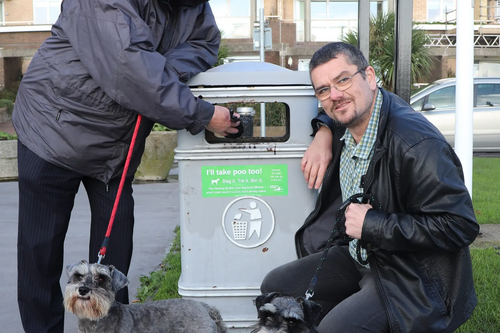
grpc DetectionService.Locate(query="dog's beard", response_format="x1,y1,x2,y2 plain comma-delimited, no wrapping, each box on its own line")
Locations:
63,285,113,320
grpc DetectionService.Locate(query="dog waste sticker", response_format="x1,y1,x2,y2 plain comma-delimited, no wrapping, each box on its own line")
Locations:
222,196,275,248
202,164,287,197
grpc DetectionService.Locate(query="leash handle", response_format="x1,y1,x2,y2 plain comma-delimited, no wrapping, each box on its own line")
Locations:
305,193,375,300
97,114,142,263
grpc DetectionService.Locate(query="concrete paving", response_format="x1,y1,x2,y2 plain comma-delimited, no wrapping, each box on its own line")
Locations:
0,118,15,135
0,176,180,332
471,224,500,249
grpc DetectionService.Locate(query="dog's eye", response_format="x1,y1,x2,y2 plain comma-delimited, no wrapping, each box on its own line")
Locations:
97,274,107,284
73,273,83,280
287,318,298,327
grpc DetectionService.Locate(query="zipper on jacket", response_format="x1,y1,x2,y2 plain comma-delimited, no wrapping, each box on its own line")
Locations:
105,183,109,193
56,110,62,121
369,259,395,332
157,4,181,54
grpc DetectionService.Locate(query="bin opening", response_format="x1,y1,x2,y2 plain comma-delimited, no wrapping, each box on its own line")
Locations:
206,101,290,143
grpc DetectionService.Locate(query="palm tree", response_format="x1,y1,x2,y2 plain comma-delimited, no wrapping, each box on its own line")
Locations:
214,30,229,67
342,12,433,92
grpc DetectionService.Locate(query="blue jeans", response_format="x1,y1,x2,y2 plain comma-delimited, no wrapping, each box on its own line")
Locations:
260,245,389,333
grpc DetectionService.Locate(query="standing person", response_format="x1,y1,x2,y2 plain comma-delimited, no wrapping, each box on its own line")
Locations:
260,42,479,332
12,0,240,332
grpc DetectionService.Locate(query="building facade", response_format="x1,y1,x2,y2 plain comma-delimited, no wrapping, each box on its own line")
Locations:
1,0,500,89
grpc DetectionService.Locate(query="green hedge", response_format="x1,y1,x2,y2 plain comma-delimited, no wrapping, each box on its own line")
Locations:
0,99,14,117
0,131,17,140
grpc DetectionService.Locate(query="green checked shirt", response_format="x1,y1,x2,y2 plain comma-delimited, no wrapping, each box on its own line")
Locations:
339,88,382,268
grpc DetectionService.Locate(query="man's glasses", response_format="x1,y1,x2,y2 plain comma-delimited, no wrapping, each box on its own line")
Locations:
314,67,366,101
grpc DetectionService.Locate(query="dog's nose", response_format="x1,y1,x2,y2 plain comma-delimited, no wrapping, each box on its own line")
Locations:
78,286,90,296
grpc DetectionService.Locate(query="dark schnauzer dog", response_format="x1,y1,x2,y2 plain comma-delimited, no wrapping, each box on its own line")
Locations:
250,292,322,333
63,260,226,333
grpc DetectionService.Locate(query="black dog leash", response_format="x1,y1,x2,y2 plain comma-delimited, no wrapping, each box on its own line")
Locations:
305,193,376,300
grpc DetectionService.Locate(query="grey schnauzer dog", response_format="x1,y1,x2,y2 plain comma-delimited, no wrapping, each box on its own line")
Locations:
64,260,227,333
250,292,322,333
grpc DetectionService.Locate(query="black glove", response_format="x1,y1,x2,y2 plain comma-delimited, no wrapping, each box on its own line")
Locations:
224,108,245,139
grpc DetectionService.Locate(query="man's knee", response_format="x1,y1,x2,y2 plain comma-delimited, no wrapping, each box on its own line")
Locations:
260,267,281,293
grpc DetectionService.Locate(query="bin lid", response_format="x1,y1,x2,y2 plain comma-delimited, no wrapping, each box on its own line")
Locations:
187,61,311,87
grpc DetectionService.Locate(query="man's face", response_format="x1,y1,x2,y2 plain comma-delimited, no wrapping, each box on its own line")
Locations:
311,54,377,128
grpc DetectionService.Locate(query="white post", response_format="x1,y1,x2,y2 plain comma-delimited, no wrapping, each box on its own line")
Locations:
259,7,265,62
455,1,474,196
259,7,266,136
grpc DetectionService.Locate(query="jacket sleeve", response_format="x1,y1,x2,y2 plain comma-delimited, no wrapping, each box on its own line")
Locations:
59,0,220,134
362,138,480,252
311,109,334,136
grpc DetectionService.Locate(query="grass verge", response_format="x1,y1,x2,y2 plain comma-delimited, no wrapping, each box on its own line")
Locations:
135,226,181,302
472,158,500,224
456,247,500,333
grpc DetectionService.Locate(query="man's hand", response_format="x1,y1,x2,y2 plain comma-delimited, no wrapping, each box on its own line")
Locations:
301,126,333,189
344,203,372,239
206,105,240,136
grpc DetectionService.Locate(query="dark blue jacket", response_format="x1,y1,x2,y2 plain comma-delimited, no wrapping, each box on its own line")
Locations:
13,0,219,183
296,88,479,333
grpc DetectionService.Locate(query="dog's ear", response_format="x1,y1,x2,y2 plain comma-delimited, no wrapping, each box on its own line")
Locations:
297,297,322,329
254,292,281,310
108,265,130,292
65,260,88,278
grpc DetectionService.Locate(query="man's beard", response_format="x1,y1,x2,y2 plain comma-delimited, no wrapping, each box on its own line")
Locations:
329,102,369,128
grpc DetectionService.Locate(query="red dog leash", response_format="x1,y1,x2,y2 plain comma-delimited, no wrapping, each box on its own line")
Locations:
97,114,142,264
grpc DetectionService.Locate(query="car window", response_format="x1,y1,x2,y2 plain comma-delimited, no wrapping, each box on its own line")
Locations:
427,86,456,109
476,84,500,106
410,82,439,99
410,97,424,111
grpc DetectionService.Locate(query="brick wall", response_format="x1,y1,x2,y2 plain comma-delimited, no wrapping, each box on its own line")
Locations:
0,31,50,46
0,31,50,87
269,19,296,47
4,0,34,24
413,0,427,22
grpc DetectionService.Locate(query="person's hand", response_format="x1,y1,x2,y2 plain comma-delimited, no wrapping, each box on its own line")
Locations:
300,126,333,189
206,105,240,136
344,203,372,239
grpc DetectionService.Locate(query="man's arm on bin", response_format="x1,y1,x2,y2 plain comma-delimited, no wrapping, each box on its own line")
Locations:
301,110,334,190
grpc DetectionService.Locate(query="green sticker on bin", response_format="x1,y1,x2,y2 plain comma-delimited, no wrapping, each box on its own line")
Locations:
202,164,288,197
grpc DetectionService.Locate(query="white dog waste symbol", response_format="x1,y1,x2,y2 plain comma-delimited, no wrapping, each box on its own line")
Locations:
222,196,275,248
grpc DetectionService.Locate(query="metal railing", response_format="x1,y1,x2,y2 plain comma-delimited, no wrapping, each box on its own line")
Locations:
424,34,500,48
424,4,500,49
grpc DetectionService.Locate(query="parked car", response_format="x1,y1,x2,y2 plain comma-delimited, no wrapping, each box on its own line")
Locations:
410,77,500,152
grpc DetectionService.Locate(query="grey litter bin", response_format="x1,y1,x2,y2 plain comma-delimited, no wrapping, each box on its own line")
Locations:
176,61,318,332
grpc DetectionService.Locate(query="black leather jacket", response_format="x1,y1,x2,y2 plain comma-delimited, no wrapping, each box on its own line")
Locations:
296,88,479,333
